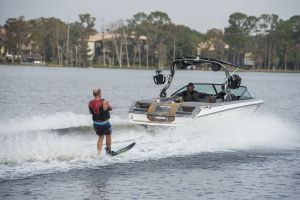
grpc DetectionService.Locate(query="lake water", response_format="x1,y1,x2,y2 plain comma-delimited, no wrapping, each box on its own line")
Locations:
0,66,300,199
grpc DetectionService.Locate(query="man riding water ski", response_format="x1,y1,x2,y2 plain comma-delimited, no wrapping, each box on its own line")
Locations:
88,88,113,156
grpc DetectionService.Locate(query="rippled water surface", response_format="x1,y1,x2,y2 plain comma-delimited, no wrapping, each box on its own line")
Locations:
0,66,300,199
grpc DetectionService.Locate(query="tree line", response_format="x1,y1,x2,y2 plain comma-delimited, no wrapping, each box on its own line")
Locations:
0,11,299,71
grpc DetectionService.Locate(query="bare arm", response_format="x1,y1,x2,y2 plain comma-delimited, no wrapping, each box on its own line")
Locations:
103,100,112,111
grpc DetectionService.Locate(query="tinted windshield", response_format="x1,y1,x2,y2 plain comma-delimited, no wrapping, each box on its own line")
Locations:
171,83,252,100
171,83,218,96
231,86,252,100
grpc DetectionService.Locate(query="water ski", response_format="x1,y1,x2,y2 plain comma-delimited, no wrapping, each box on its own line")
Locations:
108,142,136,156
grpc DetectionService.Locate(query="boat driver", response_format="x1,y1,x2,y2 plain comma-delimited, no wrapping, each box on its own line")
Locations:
177,82,200,102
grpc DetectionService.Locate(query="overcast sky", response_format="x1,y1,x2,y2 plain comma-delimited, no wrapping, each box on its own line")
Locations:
1,0,299,33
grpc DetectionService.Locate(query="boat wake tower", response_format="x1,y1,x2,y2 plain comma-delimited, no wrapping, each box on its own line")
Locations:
153,57,244,101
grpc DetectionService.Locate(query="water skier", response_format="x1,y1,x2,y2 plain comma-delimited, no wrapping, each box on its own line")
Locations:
88,88,113,156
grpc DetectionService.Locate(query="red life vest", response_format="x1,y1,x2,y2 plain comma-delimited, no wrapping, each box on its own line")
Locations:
88,99,110,122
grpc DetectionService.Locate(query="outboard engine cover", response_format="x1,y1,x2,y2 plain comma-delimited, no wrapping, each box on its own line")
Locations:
228,74,241,89
153,70,166,85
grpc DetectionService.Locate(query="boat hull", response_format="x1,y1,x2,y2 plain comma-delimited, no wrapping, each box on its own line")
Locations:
128,99,263,127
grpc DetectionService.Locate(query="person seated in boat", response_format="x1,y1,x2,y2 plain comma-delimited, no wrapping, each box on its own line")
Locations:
177,82,208,102
177,83,200,101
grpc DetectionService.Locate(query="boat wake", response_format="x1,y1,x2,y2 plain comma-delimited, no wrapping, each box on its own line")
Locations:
0,112,130,133
0,112,299,181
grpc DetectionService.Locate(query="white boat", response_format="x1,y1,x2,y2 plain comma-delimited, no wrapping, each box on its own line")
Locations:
128,57,264,127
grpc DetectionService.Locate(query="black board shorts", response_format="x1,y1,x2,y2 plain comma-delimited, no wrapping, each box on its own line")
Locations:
93,121,112,136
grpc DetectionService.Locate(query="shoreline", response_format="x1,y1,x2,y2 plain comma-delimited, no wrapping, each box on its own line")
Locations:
0,63,299,73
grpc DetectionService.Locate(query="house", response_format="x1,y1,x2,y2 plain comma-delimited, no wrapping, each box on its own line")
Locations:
87,33,119,60
87,32,148,63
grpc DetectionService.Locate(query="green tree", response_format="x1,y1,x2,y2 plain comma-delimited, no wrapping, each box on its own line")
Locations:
258,14,272,69
4,16,30,63
27,17,68,64
68,22,84,66
77,13,97,66
148,11,171,26
201,28,225,59
173,25,202,58
274,19,294,71
269,15,279,70
224,12,248,64
289,15,300,70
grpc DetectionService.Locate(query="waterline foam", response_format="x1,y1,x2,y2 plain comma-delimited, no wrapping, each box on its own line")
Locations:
0,113,299,181
0,112,128,133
